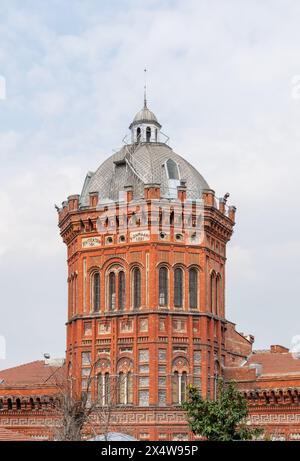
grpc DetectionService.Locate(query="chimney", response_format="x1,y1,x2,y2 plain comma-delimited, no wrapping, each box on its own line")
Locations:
270,345,289,353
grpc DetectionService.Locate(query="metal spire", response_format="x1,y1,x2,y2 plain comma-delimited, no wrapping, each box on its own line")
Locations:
144,67,147,108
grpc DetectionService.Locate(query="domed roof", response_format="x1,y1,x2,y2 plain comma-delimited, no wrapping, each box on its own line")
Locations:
80,143,209,206
129,101,161,129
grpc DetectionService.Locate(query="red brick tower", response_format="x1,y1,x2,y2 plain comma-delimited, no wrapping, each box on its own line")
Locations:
58,97,238,440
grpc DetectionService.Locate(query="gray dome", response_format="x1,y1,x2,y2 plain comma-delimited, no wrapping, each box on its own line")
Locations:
80,142,209,206
129,102,161,129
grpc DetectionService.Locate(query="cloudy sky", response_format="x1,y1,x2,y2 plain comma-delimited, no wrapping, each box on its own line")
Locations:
0,0,299,369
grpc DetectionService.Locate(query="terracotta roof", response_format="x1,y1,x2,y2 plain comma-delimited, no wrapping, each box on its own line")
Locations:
0,427,32,441
246,351,300,376
0,360,65,387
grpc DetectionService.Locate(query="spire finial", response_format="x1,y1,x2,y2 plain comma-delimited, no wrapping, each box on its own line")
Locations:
144,67,147,108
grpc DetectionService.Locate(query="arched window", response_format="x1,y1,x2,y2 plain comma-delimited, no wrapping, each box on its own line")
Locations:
29,398,34,410
127,372,133,404
109,272,116,310
137,127,141,143
93,272,100,312
146,126,151,142
189,269,198,309
155,128,158,142
16,398,21,411
216,275,221,316
7,398,12,410
98,373,110,405
133,267,141,309
172,371,179,404
174,268,183,308
118,372,133,405
159,267,168,306
172,371,187,404
166,159,180,180
210,272,216,314
118,271,125,310
181,372,187,402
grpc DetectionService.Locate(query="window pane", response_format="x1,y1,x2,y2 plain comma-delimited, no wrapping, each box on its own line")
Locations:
159,267,168,306
118,271,125,310
139,376,149,387
139,350,149,362
158,349,166,361
174,268,183,308
109,272,116,310
139,364,149,373
93,273,100,311
158,376,166,387
158,390,166,406
133,268,141,309
166,159,179,180
189,269,198,309
82,352,91,365
139,390,149,407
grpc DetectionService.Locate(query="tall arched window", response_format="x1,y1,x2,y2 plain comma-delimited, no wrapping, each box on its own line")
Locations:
93,272,100,312
97,373,110,405
216,275,221,316
146,126,151,142
172,371,187,404
118,372,133,405
210,272,216,314
133,267,141,309
137,127,141,143
16,398,21,411
172,371,179,404
109,272,116,310
181,372,187,402
118,271,125,310
159,267,168,306
174,268,183,308
189,269,198,309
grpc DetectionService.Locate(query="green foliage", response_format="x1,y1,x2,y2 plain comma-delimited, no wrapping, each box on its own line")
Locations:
182,380,263,441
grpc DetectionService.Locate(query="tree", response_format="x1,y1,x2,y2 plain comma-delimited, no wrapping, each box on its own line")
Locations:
182,380,263,441
51,360,129,441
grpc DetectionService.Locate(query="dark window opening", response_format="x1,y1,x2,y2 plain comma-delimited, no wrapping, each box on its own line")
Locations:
119,271,125,310
174,268,183,308
189,269,198,309
146,126,151,142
